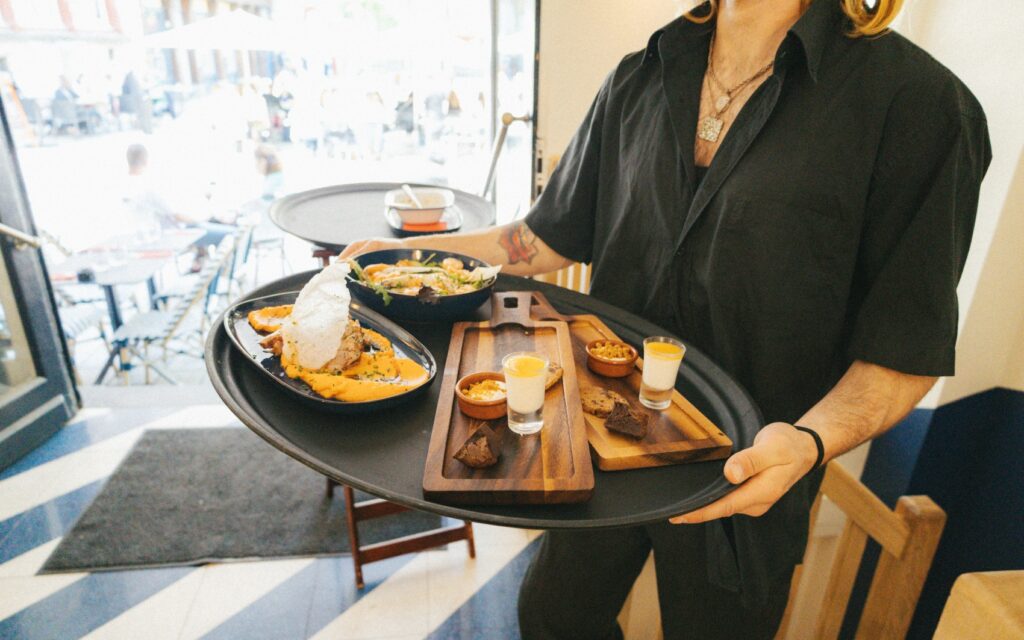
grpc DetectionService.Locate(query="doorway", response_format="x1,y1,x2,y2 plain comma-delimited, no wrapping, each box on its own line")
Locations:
0,98,78,469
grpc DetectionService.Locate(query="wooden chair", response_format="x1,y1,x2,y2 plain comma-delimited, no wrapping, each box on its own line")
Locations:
533,262,591,295
325,478,475,589
934,571,1024,639
776,461,946,639
617,461,946,640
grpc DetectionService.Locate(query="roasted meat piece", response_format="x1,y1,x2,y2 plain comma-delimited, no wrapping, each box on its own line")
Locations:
259,332,283,356
263,319,366,373
322,320,364,373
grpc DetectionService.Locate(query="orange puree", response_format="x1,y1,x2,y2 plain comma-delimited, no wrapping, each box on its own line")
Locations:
248,305,293,333
282,349,429,402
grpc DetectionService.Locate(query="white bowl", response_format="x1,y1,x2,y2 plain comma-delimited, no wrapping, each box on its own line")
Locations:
384,187,454,225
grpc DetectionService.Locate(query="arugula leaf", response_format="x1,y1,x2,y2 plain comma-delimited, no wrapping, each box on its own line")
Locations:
368,281,392,305
347,260,392,305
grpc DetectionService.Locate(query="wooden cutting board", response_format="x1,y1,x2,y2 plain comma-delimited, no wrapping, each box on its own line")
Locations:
422,291,594,505
530,292,733,471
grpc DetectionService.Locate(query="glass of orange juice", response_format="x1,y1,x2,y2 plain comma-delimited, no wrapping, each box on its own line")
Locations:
639,337,686,410
501,352,549,435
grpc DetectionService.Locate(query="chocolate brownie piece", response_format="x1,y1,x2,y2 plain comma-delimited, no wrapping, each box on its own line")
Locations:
454,423,502,468
604,401,650,439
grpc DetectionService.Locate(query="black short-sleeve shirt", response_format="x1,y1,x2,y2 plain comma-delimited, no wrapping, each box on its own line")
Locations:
527,0,989,424
525,0,991,605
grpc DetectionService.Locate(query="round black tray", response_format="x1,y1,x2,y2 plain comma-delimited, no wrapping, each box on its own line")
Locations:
206,272,763,529
269,182,495,252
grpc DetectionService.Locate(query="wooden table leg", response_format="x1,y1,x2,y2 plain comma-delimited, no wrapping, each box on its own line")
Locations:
342,485,365,589
312,247,336,268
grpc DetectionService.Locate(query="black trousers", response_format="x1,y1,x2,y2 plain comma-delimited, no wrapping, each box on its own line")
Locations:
517,522,791,640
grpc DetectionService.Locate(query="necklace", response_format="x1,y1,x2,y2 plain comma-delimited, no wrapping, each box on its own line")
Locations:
697,33,775,143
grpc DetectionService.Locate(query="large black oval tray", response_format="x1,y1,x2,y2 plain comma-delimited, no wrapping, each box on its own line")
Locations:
269,182,495,252
207,272,762,529
224,292,437,413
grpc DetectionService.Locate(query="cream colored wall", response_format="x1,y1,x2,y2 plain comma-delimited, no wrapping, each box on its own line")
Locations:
893,1,1024,403
535,0,682,164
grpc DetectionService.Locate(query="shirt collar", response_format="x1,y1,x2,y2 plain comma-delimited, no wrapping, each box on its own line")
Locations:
643,0,843,83
788,0,844,83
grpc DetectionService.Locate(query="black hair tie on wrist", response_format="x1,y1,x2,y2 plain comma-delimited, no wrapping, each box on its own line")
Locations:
793,425,825,471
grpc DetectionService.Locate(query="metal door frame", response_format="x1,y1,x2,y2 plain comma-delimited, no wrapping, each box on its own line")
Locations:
0,95,78,469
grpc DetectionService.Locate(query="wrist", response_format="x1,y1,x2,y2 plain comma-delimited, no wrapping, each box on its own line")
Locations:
792,424,824,473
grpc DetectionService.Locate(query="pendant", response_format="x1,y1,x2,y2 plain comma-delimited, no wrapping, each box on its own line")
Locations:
714,94,730,112
697,116,723,142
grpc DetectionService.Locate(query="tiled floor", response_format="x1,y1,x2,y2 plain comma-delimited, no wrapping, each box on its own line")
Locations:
0,404,539,639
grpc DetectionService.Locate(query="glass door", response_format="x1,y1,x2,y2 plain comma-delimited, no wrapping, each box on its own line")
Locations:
492,0,538,223
0,96,77,469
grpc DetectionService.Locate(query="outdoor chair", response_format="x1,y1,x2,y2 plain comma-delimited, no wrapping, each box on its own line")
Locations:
216,224,252,300
235,200,291,287
248,226,290,286
616,461,946,640
107,237,236,384
57,302,110,384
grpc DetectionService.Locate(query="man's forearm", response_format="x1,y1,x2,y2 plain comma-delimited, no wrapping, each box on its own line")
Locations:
797,360,937,463
402,221,573,277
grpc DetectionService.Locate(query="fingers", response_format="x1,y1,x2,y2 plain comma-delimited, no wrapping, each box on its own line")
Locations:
670,467,787,524
723,438,788,484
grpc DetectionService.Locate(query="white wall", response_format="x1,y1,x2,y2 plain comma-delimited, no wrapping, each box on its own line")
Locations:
535,0,682,166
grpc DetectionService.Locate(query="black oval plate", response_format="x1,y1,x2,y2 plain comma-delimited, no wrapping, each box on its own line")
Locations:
347,248,496,323
224,292,437,413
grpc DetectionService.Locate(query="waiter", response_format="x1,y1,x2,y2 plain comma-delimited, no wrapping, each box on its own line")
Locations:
341,0,991,637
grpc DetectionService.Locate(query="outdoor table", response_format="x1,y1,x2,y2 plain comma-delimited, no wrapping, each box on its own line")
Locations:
269,182,496,260
92,260,169,330
206,272,761,529
50,228,206,330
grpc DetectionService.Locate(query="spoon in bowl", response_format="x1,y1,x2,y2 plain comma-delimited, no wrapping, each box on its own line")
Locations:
401,184,425,208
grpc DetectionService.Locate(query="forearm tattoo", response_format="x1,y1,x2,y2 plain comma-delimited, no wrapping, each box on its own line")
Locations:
498,222,540,265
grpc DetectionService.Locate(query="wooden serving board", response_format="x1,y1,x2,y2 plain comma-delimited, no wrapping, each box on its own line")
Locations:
530,292,733,471
422,291,594,505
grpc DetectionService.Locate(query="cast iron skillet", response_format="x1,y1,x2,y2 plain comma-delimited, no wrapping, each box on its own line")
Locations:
224,292,437,413
345,248,496,323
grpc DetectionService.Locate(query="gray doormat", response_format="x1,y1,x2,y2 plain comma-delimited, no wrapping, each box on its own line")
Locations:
41,428,442,573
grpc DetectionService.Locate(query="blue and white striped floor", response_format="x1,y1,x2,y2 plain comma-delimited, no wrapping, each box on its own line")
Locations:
0,405,539,639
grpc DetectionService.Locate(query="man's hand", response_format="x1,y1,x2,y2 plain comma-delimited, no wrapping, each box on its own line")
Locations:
337,238,407,261
669,422,818,524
